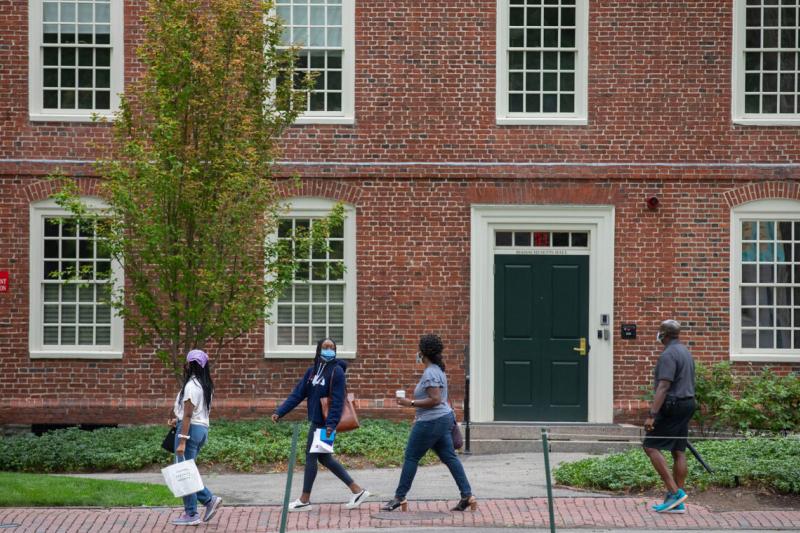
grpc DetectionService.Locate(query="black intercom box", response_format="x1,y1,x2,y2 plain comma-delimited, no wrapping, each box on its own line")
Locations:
621,324,637,339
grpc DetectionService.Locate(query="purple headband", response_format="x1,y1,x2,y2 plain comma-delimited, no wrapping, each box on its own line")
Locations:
186,349,209,368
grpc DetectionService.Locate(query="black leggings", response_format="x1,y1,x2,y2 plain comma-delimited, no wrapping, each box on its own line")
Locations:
303,424,354,493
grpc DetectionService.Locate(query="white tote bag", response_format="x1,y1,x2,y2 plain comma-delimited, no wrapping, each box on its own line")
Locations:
161,458,204,498
309,428,335,454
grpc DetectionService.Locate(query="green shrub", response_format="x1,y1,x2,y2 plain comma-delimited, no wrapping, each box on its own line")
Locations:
554,437,800,494
0,419,430,473
694,362,800,435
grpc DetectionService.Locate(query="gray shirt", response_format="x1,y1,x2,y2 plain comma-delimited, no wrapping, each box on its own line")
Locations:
413,364,453,422
654,339,696,399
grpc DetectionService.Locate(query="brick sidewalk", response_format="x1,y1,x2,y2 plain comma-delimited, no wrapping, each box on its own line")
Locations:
1,498,799,532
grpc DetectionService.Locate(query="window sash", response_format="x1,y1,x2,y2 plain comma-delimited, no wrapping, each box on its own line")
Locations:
731,201,800,361
29,200,124,358
265,200,356,358
28,0,124,121
732,0,800,124
496,0,589,123
275,0,355,121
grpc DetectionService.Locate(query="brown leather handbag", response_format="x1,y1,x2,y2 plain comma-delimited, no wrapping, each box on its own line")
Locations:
320,368,360,433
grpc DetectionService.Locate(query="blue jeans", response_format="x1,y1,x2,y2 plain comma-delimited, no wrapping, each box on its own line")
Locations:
395,412,472,500
174,422,214,515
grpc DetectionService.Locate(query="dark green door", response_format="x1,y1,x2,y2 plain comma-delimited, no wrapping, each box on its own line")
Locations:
494,254,589,421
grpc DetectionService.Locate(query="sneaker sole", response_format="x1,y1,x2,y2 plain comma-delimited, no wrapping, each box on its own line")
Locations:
204,498,223,522
658,493,688,513
345,490,370,509
664,507,686,514
289,506,313,512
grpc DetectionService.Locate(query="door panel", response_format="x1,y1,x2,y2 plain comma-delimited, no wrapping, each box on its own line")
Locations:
494,254,589,421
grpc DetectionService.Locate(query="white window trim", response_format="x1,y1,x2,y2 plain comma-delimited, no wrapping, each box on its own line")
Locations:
28,0,124,122
282,0,355,126
265,197,357,359
731,0,800,126
496,0,589,126
29,198,124,359
730,199,800,362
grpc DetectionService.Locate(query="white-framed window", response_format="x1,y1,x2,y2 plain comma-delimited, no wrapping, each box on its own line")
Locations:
732,0,800,125
28,0,124,122
496,0,589,125
265,198,356,358
731,199,800,362
275,0,355,125
29,198,124,358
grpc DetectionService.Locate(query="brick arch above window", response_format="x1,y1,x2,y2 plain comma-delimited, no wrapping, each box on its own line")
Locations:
724,181,800,209
23,178,100,204
275,179,362,206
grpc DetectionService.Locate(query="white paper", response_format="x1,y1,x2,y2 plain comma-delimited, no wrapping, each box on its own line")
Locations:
161,458,204,497
309,428,334,454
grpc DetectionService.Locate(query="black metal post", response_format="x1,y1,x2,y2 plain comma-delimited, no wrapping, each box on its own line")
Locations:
464,344,471,455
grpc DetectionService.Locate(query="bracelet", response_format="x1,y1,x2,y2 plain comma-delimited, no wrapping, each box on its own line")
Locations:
648,411,658,417
411,400,415,406
178,434,191,440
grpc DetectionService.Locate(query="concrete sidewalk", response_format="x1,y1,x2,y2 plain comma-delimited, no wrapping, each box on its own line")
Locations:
65,452,605,505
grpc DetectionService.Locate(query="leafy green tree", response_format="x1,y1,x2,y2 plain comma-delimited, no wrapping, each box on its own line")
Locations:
54,0,341,376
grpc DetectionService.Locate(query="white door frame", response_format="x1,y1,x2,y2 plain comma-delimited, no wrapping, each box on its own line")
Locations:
469,205,616,423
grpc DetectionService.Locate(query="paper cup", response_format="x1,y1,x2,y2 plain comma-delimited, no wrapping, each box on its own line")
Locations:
395,390,406,399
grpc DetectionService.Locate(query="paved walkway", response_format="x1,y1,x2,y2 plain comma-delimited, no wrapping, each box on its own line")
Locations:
66,452,601,504
2,498,800,532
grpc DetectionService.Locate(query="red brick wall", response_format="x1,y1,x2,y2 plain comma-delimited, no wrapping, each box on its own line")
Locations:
1,1,800,425
3,174,800,425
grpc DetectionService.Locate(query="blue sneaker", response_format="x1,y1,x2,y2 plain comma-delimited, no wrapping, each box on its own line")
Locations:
652,489,687,513
651,492,672,511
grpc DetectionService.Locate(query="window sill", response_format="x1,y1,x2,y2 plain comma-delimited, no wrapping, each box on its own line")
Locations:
733,117,800,127
730,352,800,363
265,349,356,359
30,349,123,360
496,116,588,126
293,116,355,126
29,112,115,123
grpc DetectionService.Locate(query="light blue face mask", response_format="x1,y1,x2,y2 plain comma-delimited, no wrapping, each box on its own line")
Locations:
320,348,336,362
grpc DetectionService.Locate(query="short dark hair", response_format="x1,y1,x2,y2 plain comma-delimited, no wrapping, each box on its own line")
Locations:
419,333,446,372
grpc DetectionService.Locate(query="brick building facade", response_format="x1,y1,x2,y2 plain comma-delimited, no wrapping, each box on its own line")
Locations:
1,1,799,426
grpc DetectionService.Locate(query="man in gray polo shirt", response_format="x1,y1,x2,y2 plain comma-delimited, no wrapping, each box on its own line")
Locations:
643,320,696,514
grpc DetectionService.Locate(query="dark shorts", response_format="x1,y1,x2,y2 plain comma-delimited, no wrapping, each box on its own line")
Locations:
642,398,696,452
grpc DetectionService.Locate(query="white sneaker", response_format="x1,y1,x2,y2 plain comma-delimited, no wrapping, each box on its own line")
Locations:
288,499,312,512
345,489,370,509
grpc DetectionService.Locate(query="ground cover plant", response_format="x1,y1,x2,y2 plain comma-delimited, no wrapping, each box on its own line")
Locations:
693,362,800,435
554,437,800,494
0,419,431,473
0,472,175,507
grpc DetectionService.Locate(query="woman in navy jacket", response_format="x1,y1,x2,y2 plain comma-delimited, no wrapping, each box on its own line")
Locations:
271,338,370,511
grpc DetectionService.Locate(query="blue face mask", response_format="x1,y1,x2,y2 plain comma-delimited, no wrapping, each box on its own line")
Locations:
320,348,336,361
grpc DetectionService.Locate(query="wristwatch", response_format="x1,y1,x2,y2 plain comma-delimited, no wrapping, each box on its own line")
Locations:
411,400,415,406
648,411,658,417
178,434,191,440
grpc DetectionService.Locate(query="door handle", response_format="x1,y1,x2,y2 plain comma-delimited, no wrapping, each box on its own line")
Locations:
572,337,587,356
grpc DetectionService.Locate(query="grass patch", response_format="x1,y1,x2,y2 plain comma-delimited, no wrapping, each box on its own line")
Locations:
0,472,175,507
0,419,432,473
554,437,800,494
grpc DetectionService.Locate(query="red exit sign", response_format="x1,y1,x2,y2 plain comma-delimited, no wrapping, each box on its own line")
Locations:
0,271,7,292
